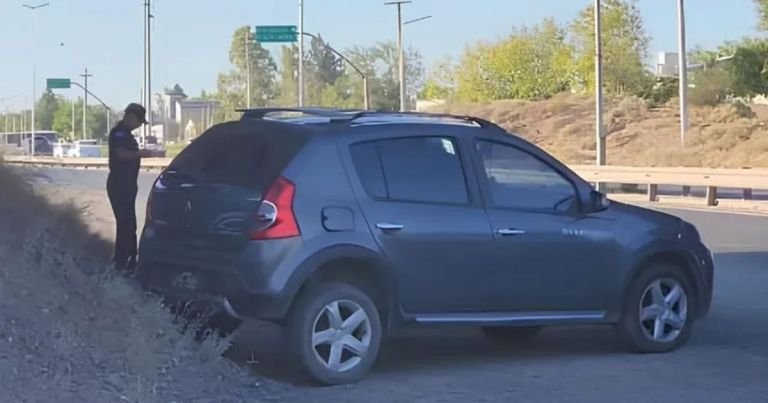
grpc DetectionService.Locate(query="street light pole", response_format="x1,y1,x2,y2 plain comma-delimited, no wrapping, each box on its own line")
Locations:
678,0,688,146
301,32,371,109
298,0,305,107
80,67,92,139
385,1,410,111
595,0,606,191
246,30,251,108
23,2,50,157
143,0,153,147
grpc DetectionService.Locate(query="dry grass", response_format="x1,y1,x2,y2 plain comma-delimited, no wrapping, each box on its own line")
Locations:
429,93,768,168
0,163,268,402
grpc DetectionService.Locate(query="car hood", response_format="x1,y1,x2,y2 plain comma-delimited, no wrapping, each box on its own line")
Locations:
606,199,682,228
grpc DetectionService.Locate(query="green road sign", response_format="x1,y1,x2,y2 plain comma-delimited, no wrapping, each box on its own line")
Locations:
46,78,71,89
255,25,298,43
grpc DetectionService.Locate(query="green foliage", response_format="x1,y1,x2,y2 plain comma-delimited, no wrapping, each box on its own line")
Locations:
570,0,651,96
638,77,678,108
755,0,768,30
35,90,61,131
455,19,574,102
215,26,278,120
690,67,733,106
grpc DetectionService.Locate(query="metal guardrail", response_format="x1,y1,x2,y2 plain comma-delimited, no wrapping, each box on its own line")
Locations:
3,156,768,207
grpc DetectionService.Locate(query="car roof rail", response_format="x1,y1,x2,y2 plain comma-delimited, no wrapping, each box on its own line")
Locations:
238,107,367,122
238,107,504,132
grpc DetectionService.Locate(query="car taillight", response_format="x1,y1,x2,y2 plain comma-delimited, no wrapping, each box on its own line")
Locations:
250,176,300,240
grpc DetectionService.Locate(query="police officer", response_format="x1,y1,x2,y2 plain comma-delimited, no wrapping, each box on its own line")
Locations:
108,103,151,271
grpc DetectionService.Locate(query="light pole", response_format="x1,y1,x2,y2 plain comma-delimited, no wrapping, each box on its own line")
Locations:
23,2,50,157
143,0,153,147
385,1,410,112
594,0,606,192
80,67,92,139
298,0,305,107
245,30,251,108
386,2,431,112
677,0,688,146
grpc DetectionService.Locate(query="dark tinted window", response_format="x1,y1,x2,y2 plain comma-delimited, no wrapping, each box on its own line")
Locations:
167,121,309,189
351,137,468,205
476,141,575,212
350,142,387,199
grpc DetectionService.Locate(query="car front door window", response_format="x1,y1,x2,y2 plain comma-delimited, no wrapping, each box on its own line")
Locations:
476,141,576,213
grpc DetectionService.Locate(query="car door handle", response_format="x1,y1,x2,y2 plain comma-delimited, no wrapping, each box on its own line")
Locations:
376,223,404,231
496,228,526,236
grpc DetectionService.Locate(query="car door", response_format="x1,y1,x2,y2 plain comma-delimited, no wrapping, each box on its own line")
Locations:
473,139,619,315
347,135,496,315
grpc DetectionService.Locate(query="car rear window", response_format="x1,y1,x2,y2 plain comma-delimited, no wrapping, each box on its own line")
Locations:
166,121,310,190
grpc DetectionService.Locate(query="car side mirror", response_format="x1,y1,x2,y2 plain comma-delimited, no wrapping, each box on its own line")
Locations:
589,190,610,212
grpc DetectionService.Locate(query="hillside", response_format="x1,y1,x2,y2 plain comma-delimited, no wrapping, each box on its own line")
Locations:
0,163,274,402
428,94,768,168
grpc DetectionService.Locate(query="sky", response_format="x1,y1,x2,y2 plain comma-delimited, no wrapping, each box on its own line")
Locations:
0,0,762,112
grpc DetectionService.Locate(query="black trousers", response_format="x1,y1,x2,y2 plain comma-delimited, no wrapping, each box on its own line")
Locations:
107,175,138,267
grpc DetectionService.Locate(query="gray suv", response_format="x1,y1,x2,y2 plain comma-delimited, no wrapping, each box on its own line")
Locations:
137,108,714,385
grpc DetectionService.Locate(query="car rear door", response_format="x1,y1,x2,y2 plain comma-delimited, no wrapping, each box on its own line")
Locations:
144,121,309,268
472,139,618,315
346,134,497,315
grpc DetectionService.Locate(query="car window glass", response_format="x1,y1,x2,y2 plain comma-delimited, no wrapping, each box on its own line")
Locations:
372,137,468,204
350,142,388,199
476,141,575,211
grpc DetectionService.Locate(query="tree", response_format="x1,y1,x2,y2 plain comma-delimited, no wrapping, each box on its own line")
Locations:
215,26,278,120
454,19,575,102
307,34,344,86
35,90,61,131
570,0,651,96
756,0,768,30
420,56,457,100
275,45,299,107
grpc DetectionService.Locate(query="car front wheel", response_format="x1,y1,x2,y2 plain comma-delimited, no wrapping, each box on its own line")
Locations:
286,282,383,385
617,263,696,353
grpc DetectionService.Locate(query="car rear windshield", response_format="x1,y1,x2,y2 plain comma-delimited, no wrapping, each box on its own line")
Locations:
165,121,310,190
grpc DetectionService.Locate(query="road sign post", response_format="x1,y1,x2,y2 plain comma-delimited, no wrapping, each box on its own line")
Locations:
46,78,71,89
255,25,298,43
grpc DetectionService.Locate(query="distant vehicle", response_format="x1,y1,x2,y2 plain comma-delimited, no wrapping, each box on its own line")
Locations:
22,135,56,156
66,139,101,158
142,135,166,158
137,108,714,385
52,142,72,158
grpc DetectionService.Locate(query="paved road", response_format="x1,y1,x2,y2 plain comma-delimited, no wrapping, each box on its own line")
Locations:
22,167,768,402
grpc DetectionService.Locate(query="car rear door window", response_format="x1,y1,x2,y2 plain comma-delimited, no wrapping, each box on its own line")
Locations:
475,140,576,212
167,122,308,190
351,137,469,205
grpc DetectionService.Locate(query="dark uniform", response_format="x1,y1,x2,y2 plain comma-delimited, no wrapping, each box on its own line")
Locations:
107,121,141,269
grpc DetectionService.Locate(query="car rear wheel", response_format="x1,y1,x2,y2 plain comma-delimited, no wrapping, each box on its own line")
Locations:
286,282,382,385
481,326,542,344
617,263,695,353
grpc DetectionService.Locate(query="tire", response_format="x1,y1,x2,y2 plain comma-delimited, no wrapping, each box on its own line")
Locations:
617,263,696,353
286,282,383,385
481,326,542,345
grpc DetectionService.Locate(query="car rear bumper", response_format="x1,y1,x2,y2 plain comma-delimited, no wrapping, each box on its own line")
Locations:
136,260,291,321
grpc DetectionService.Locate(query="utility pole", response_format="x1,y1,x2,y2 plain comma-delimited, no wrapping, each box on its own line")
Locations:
246,29,251,108
71,98,75,139
143,0,153,147
678,0,688,146
385,1,410,112
23,2,50,157
80,68,92,139
298,0,305,107
595,0,606,192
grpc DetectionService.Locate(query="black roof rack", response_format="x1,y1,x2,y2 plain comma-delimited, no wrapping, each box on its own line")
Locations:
237,107,497,129
238,107,367,122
